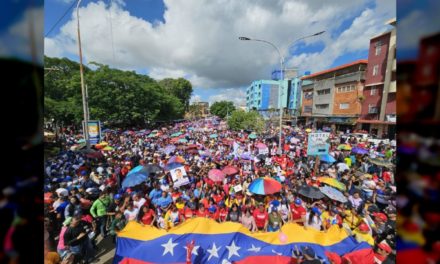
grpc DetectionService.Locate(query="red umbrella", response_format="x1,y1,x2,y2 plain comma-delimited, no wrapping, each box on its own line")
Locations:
256,143,267,149
208,169,225,182
187,149,199,154
187,144,198,149
222,166,239,176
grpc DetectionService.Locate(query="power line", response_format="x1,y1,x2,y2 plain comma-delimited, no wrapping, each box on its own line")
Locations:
45,0,77,37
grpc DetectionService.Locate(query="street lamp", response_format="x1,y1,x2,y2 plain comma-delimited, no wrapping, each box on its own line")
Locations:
76,0,91,151
239,31,325,154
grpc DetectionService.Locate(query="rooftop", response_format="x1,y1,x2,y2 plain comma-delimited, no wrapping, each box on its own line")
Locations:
301,59,368,80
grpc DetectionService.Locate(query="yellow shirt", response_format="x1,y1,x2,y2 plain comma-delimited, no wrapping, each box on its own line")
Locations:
343,210,362,229
353,230,375,246
344,157,352,167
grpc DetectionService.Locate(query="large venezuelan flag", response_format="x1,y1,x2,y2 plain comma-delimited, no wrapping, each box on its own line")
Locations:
114,218,371,264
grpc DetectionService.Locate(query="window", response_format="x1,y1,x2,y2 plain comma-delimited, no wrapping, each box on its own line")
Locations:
368,104,379,114
337,85,356,93
373,65,379,76
370,86,377,95
339,103,349,109
375,40,382,56
304,106,312,113
317,89,331,95
304,91,313,99
315,104,329,109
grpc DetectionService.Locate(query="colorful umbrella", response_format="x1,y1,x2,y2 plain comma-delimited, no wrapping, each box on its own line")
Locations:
320,154,336,163
337,144,352,151
248,177,282,195
318,177,346,191
148,133,156,138
103,146,114,151
351,147,369,155
169,156,185,164
367,158,394,168
248,133,257,139
122,172,148,189
240,153,252,160
208,169,226,182
171,132,182,138
305,128,312,133
298,186,325,199
319,186,347,203
256,143,267,149
221,166,239,176
77,139,86,143
178,138,188,143
209,134,218,138
165,162,183,171
187,144,198,149
164,145,176,154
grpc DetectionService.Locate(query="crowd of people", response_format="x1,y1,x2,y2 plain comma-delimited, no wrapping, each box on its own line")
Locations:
44,118,396,264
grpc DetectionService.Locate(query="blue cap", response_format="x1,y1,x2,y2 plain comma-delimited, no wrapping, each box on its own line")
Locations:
312,207,321,215
114,194,122,200
80,170,87,176
208,206,217,213
294,198,302,205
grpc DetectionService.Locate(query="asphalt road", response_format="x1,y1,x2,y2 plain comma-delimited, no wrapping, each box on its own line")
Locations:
93,236,116,264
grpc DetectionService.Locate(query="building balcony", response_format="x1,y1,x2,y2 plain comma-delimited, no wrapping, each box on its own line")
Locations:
389,81,396,93
335,72,365,85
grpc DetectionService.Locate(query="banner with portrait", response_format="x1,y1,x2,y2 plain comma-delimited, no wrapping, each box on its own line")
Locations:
170,166,190,188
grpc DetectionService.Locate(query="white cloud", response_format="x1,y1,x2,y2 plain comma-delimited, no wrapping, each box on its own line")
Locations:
208,88,247,107
398,8,440,50
0,7,44,64
45,0,394,88
190,94,201,103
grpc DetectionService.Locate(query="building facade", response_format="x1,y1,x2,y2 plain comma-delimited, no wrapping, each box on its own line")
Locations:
288,77,302,115
246,80,289,112
300,60,368,131
358,18,396,138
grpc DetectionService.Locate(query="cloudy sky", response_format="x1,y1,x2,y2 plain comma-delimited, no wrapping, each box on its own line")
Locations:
43,0,398,106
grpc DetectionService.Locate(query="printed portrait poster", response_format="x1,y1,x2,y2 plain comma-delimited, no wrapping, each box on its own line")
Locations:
170,166,190,188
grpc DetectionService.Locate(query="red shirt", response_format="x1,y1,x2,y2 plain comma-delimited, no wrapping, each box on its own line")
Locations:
218,208,228,221
212,194,224,204
290,204,306,222
141,209,155,225
253,208,268,228
196,209,209,218
181,208,194,220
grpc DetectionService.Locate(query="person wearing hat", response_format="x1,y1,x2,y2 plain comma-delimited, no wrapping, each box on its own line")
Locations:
289,198,306,226
353,222,375,246
375,240,392,263
305,207,324,231
371,212,388,237
293,246,321,264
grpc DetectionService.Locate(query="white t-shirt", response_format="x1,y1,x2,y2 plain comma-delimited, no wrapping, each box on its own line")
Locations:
133,198,146,209
124,208,139,221
305,212,322,231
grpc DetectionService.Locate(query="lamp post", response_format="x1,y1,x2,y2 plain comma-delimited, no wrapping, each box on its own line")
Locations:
239,31,324,154
76,0,91,151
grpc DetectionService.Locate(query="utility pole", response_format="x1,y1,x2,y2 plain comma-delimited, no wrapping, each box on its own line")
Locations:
76,0,91,151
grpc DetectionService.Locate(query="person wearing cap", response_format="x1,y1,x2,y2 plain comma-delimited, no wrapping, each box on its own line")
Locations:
374,240,392,264
289,198,306,226
305,207,323,231
325,251,342,264
371,212,388,237
294,246,321,264
253,203,269,232
353,222,375,246
321,207,343,231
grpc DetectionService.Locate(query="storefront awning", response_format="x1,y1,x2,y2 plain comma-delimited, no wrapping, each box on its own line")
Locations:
357,119,396,125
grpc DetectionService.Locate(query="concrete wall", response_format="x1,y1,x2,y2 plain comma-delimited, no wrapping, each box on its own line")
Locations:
333,81,363,116
360,84,383,118
365,32,391,86
313,78,335,115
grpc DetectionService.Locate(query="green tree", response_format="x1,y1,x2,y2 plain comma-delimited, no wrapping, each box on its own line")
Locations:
158,78,193,110
44,56,187,126
227,110,265,133
210,101,235,118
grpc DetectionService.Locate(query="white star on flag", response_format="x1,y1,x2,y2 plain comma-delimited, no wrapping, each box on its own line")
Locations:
226,241,241,259
161,238,178,256
247,244,261,253
271,249,282,256
207,243,221,261
184,245,200,256
221,259,232,264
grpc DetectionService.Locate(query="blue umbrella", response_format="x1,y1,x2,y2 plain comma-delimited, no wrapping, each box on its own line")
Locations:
319,186,347,203
178,138,188,143
351,147,369,155
122,165,149,188
165,162,183,171
209,134,218,138
249,133,257,139
241,153,252,160
122,173,147,188
320,154,336,163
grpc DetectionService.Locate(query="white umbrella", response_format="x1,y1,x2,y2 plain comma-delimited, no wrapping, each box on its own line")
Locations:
319,186,348,203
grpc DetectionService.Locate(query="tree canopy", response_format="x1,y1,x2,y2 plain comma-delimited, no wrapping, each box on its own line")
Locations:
44,56,189,126
210,101,235,118
227,110,265,133
158,78,193,111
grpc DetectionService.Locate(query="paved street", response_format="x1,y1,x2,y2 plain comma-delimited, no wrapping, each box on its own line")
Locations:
94,237,115,264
